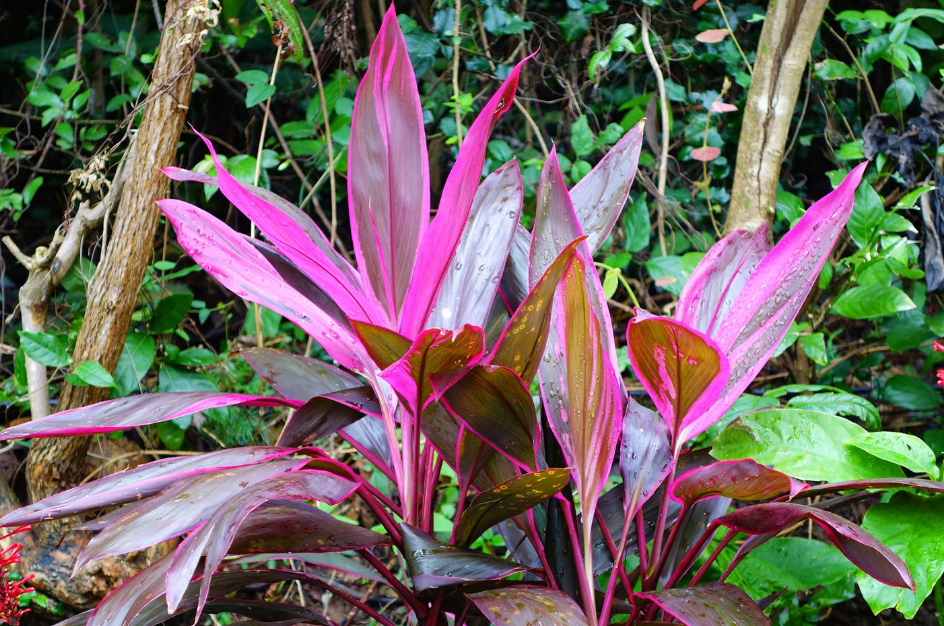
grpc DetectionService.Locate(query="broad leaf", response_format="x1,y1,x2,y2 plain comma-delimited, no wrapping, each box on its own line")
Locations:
0,447,295,526
467,586,590,626
400,55,530,336
158,199,368,371
165,472,357,615
439,364,537,469
831,284,916,319
637,582,771,626
569,121,644,254
233,551,385,582
711,409,903,481
242,347,363,400
0,392,303,440
277,389,376,447
626,315,730,445
847,431,938,475
455,469,571,546
401,524,527,591
620,398,673,516
428,160,522,330
490,236,584,383
795,477,944,499
348,7,429,319
671,459,807,506
717,503,915,590
857,493,944,618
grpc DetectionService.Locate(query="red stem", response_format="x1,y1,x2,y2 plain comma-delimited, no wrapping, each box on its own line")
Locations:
559,495,596,622
358,549,428,618
688,529,736,587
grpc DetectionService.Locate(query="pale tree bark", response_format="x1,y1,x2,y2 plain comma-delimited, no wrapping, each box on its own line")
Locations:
18,0,206,607
724,0,830,233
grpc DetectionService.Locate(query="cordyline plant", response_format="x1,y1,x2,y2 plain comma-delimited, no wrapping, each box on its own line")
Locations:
3,9,942,626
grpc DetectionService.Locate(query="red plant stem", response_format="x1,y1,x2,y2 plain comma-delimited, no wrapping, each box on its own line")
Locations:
358,549,428,618
559,495,596,622
593,509,632,600
636,509,648,577
356,470,402,517
646,459,678,579
308,576,397,626
356,485,403,546
688,528,736,587
337,431,396,482
718,543,750,583
644,502,688,589
423,448,443,534
598,505,635,626
525,508,558,589
455,601,473,626
428,588,446,626
662,520,720,589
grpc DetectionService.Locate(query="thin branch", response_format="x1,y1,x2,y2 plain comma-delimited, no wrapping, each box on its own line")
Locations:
641,7,669,256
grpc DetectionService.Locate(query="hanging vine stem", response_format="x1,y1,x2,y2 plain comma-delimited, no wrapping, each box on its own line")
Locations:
641,7,668,256
296,7,339,246
452,0,464,147
713,0,752,75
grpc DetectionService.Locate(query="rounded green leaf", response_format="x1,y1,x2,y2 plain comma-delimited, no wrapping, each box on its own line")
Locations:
68,360,116,388
847,432,938,475
831,285,916,319
882,375,942,410
18,330,71,367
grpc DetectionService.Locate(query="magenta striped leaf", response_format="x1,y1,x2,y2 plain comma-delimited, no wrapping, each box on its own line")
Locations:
276,387,378,447
637,582,771,626
428,160,523,330
399,56,531,337
0,392,302,441
348,7,429,321
626,315,730,447
158,199,368,371
620,398,673,516
165,471,357,616
188,132,385,326
671,459,807,507
0,447,295,526
717,502,915,590
569,121,645,254
467,586,590,626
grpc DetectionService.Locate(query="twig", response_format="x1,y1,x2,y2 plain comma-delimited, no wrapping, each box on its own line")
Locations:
824,22,879,115
452,0,464,147
641,7,668,256
714,0,752,75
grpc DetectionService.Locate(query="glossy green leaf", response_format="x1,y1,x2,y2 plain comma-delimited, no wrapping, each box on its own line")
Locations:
439,364,537,469
848,432,938,475
18,330,71,367
847,180,884,248
150,293,193,333
784,390,880,430
882,375,942,410
245,83,275,108
401,524,527,592
67,361,116,388
711,409,903,481
858,493,944,618
831,284,916,319
468,586,590,626
491,237,582,383
114,332,155,396
455,468,570,546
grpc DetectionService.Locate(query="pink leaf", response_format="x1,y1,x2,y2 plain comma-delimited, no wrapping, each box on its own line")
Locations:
158,199,369,371
691,146,721,162
428,160,523,330
0,392,303,440
696,28,729,43
626,316,730,446
711,101,738,113
399,55,532,337
348,7,430,321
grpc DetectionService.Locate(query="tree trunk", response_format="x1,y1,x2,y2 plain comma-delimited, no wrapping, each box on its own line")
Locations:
20,0,205,607
724,0,829,234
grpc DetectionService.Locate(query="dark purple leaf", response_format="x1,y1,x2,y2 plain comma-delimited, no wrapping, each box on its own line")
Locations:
351,320,413,369
401,524,528,591
277,387,378,447
796,478,944,499
428,160,523,330
671,459,808,506
637,582,771,626
626,315,730,446
230,500,390,555
499,226,532,313
0,447,294,527
455,469,571,546
467,586,590,626
0,392,302,441
439,364,537,469
341,415,395,474
620,398,673,516
242,347,363,400
717,503,915,590
659,496,731,586
234,551,384,582
165,471,358,614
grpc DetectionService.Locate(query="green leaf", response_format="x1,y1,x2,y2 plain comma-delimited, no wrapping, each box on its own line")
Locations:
66,360,116,388
880,212,915,233
571,114,594,157
173,347,217,367
156,420,187,450
728,537,856,599
61,256,97,292
18,331,71,367
26,89,62,109
814,59,858,81
234,69,269,85
114,332,155,396
847,432,938,475
22,176,43,205
711,409,903,481
798,333,828,365
624,194,650,253
882,375,942,410
831,284,916,319
785,391,881,430
455,469,571,546
602,270,618,299
847,182,885,248
896,184,933,209
150,293,193,333
858,493,944,618
880,77,916,115
246,83,276,108
645,255,686,296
